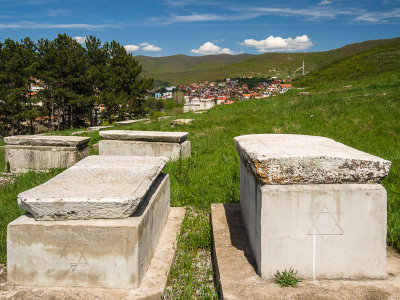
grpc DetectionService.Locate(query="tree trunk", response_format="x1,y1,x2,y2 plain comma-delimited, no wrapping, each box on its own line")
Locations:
30,118,34,135
70,105,73,129
94,108,98,125
62,96,66,130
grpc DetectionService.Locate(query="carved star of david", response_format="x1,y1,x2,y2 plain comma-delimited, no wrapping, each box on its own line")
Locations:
308,204,344,242
60,244,89,272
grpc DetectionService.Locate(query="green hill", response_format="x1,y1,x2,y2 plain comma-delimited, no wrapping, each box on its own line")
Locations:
136,37,400,84
294,39,400,87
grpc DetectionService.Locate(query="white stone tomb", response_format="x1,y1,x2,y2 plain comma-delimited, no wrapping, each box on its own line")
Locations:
4,135,90,173
7,155,171,289
99,130,191,160
234,134,391,280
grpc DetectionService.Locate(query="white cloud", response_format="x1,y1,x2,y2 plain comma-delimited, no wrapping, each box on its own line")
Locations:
46,9,70,17
0,21,122,29
318,0,332,5
142,44,162,51
73,36,86,44
355,8,400,22
241,35,313,52
191,42,233,55
124,44,140,52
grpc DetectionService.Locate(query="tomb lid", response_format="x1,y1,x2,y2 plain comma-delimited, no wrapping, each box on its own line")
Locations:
234,134,391,184
115,118,149,125
87,125,113,131
100,130,188,143
17,155,169,220
4,135,90,147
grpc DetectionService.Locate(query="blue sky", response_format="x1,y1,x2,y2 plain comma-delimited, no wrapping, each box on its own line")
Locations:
0,0,399,56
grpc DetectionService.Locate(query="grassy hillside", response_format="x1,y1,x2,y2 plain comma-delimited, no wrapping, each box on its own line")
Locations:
137,37,400,84
294,39,400,87
1,44,400,297
136,53,253,74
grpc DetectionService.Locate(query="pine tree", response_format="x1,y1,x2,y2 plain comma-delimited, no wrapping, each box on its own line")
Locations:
0,38,37,135
36,34,89,130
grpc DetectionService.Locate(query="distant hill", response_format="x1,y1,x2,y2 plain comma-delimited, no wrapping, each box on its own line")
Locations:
135,37,400,85
293,39,400,87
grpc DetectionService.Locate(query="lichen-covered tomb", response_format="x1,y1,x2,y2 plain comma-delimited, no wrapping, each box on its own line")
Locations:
4,135,90,173
99,130,191,160
7,155,177,292
234,134,391,280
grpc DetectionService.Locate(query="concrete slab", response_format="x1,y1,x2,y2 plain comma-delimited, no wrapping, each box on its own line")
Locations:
99,139,191,160
87,125,113,131
1,207,185,299
115,119,149,125
100,130,188,143
171,119,193,126
17,155,169,220
234,134,391,184
211,203,400,300
4,135,90,148
5,145,89,173
4,135,90,173
259,183,386,279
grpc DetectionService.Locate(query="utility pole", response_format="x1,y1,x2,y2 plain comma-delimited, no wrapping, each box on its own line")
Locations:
302,60,305,75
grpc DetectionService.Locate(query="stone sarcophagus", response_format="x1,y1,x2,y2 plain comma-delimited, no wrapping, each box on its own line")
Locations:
234,134,391,280
99,130,191,160
7,155,171,289
4,135,90,173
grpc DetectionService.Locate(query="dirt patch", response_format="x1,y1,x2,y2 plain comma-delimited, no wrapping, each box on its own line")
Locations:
0,176,16,187
0,265,7,284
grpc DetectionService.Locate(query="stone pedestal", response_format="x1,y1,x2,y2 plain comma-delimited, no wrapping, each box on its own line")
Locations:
99,130,191,160
235,134,391,280
4,135,90,173
8,174,170,289
7,155,175,291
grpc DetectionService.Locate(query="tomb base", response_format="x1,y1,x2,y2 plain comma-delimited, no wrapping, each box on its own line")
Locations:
240,161,387,280
7,174,170,289
5,145,89,173
99,139,191,160
211,203,400,300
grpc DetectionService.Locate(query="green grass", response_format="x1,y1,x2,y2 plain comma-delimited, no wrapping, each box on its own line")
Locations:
274,268,303,288
0,66,399,297
0,169,64,263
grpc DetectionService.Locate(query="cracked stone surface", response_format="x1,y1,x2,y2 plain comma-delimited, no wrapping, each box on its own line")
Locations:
115,119,149,125
87,125,113,131
17,155,169,220
234,134,391,184
4,135,90,148
171,119,193,126
100,130,188,143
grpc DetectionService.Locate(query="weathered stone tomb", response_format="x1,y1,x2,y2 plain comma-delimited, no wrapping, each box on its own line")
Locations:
7,155,173,290
115,118,149,125
234,134,391,280
99,130,191,160
4,135,90,173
